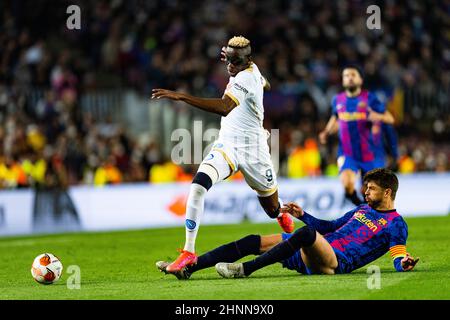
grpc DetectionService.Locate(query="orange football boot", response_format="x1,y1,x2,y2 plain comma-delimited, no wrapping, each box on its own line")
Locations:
277,212,295,233
166,250,198,272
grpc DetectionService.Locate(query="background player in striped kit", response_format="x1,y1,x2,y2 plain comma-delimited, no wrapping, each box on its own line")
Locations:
319,66,395,206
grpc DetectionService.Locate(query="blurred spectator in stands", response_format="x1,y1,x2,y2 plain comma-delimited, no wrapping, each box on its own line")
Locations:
287,136,321,178
94,155,123,186
149,158,179,184
0,0,447,189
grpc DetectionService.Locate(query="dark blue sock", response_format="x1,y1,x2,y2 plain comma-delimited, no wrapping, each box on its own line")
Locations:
186,234,261,274
243,226,316,276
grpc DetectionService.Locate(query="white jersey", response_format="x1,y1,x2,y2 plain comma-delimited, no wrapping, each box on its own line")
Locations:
201,62,277,196
221,62,267,139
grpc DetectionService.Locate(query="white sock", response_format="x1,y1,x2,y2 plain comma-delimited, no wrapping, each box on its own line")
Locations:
277,197,284,218
184,183,207,253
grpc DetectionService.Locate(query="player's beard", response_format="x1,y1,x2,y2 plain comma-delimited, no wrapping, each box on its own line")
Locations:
344,85,359,94
366,197,382,210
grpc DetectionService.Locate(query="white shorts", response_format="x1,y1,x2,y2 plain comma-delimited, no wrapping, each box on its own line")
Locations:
201,136,278,197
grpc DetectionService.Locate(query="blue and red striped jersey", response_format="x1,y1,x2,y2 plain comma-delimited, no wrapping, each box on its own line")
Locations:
300,204,408,273
332,90,385,162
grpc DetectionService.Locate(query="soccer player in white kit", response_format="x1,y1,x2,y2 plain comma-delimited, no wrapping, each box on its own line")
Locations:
151,36,294,273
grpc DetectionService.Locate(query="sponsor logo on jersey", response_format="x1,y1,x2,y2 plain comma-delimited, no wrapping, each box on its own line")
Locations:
338,111,367,121
233,83,249,94
354,211,378,232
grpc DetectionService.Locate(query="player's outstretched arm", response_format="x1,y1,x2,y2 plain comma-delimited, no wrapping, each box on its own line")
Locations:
281,202,356,235
151,89,237,116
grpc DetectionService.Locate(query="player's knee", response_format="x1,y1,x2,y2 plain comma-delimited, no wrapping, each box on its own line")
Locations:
288,226,317,248
192,172,213,191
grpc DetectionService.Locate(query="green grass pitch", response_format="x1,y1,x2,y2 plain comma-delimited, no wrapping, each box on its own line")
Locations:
0,215,449,300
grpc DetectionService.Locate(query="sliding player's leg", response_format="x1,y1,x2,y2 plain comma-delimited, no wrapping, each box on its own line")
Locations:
259,234,283,252
300,233,338,275
216,226,338,278
157,234,283,279
165,149,233,273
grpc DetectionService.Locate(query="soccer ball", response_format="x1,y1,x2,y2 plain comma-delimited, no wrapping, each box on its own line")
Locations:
31,253,63,284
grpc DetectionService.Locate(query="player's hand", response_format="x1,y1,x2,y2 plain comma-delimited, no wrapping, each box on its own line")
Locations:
220,46,227,62
367,108,384,122
151,89,183,101
281,202,304,219
401,253,419,271
318,130,328,144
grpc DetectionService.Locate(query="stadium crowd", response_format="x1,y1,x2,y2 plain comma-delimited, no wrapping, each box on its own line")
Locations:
0,0,448,188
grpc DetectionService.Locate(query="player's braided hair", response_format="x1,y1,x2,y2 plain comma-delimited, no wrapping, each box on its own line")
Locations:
227,36,250,48
227,36,252,62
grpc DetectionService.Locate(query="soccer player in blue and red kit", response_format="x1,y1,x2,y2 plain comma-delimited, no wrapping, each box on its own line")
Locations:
157,168,419,279
319,66,395,205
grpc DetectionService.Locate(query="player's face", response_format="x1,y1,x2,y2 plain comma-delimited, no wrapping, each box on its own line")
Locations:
364,181,387,209
342,68,363,91
225,47,249,77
